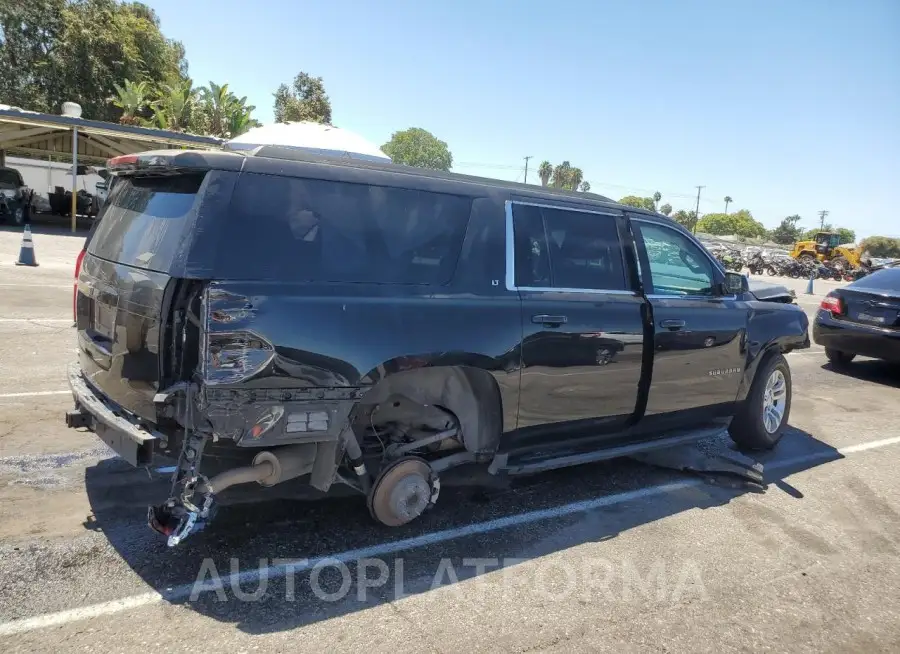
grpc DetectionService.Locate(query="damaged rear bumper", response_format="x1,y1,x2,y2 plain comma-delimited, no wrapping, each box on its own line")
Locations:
66,362,161,467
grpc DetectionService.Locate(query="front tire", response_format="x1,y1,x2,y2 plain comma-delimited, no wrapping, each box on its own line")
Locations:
825,348,855,367
729,353,792,451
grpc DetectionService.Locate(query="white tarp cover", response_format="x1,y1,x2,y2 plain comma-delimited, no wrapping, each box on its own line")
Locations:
225,122,391,163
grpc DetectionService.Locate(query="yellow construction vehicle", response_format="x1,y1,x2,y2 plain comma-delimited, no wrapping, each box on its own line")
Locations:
790,231,861,268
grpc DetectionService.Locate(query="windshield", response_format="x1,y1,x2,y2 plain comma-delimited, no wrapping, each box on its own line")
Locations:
0,169,23,190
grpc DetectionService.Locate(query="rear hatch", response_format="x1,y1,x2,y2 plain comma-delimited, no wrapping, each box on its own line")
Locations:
833,270,900,330
75,171,209,422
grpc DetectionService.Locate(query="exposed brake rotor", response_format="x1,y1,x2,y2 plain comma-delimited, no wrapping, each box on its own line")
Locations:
367,456,440,527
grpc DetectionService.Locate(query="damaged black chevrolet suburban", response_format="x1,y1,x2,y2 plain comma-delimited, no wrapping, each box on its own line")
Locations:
66,147,810,546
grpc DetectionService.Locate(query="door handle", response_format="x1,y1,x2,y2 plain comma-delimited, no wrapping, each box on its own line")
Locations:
532,314,567,326
660,319,686,330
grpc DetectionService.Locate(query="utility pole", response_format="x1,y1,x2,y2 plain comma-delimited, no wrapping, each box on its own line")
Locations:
523,156,533,184
693,185,705,234
818,210,829,230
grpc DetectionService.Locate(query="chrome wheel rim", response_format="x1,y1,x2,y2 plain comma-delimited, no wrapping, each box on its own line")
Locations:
763,369,787,434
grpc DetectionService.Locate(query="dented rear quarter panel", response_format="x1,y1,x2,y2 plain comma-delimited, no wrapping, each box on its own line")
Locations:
201,281,524,444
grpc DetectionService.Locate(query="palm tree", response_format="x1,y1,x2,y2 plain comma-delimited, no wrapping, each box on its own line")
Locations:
724,196,733,214
538,161,552,187
569,168,584,192
550,161,572,189
653,191,662,211
111,79,149,125
579,181,591,193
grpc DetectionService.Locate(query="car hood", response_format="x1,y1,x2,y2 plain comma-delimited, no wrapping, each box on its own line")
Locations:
747,278,796,302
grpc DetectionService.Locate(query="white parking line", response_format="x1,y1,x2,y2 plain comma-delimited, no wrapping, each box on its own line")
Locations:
0,318,71,323
0,434,898,636
0,390,69,399
0,284,71,288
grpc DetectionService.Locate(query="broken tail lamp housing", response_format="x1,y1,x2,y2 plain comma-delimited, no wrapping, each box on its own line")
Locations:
202,330,276,385
820,294,844,315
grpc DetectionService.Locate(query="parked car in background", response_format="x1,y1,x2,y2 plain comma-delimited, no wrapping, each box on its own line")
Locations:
0,165,32,224
813,266,900,365
66,147,811,547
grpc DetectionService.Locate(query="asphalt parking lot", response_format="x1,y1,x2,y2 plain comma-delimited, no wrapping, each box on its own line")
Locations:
1,223,899,653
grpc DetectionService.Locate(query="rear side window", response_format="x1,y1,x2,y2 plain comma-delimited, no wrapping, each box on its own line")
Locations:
87,174,205,272
511,203,627,291
221,173,472,284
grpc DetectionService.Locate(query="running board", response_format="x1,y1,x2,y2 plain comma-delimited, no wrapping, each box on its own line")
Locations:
489,427,725,476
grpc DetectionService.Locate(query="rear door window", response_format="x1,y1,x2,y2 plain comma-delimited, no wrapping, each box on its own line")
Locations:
221,173,472,284
87,174,205,272
511,202,627,291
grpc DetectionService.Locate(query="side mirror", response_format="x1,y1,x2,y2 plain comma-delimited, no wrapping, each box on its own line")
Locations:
724,271,748,295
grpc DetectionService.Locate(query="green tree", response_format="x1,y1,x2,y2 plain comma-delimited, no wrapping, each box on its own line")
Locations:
110,78,149,125
273,71,332,124
0,0,65,112
533,161,589,191
382,127,452,171
671,210,697,231
1,0,187,122
192,81,260,138
537,161,552,187
150,78,195,131
652,191,662,211
859,236,900,258
570,168,584,192
768,215,803,245
696,209,766,238
724,196,732,213
618,195,656,212
659,203,673,216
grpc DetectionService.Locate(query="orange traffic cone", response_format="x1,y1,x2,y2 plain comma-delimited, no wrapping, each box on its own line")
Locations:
14,225,38,267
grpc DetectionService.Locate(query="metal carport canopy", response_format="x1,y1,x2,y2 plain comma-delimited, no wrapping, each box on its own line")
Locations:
0,104,225,165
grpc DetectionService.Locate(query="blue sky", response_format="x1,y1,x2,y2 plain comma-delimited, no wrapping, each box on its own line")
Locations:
146,0,899,239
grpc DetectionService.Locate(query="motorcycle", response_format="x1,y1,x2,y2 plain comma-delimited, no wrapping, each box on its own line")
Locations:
747,254,766,275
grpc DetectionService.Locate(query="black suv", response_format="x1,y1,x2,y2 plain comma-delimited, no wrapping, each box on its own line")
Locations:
66,147,810,545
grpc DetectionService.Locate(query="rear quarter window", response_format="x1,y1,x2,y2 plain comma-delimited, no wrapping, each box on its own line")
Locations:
220,173,473,284
87,174,205,272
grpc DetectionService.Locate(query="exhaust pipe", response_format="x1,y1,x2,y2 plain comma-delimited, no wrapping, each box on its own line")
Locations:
198,443,317,494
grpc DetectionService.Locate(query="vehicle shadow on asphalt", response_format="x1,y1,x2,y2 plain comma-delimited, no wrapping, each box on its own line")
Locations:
83,426,842,635
820,360,900,388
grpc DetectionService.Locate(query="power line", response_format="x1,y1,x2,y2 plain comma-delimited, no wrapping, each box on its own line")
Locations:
818,209,829,229
523,156,533,184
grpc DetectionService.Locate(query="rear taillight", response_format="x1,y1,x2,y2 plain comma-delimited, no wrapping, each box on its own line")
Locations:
73,248,86,321
204,331,275,384
820,294,843,315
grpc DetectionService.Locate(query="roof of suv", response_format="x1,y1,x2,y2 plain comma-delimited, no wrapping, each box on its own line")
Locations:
115,146,670,224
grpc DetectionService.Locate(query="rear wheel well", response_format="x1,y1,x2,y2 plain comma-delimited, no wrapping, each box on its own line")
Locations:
352,365,504,459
